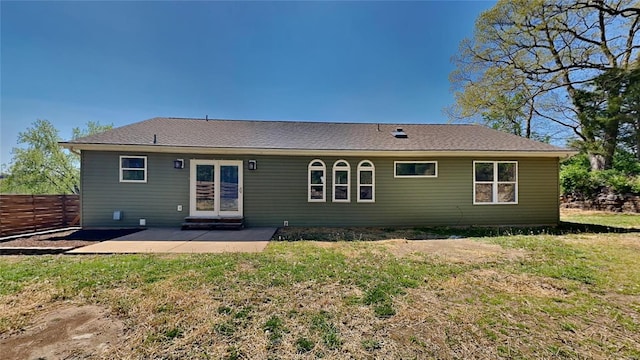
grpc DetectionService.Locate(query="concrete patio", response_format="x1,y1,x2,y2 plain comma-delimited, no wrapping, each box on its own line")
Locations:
67,227,276,254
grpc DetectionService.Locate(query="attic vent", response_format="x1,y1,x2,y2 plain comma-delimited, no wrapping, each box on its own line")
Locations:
392,128,407,138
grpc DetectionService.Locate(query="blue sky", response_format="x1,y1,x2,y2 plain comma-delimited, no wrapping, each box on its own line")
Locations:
1,1,494,166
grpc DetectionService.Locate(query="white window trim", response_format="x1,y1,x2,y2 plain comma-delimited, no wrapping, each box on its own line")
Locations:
308,159,326,202
332,159,351,202
473,161,518,205
357,160,375,203
119,155,147,183
394,161,438,178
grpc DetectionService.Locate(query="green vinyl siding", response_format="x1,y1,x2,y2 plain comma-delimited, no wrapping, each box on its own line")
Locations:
81,151,560,228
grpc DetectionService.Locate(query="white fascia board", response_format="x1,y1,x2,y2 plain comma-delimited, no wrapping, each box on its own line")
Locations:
59,142,577,158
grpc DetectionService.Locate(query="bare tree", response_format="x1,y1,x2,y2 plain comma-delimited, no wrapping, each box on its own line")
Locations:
449,0,640,169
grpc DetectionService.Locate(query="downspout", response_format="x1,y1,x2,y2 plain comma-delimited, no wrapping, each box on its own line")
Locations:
69,146,82,228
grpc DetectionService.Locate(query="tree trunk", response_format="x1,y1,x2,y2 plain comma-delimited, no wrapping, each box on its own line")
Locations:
601,119,620,170
589,153,605,171
636,118,640,161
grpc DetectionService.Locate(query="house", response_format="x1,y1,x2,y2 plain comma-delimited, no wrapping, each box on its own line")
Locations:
60,117,575,228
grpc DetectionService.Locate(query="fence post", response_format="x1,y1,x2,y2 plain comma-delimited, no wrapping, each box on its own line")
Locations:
31,195,36,233
62,194,67,226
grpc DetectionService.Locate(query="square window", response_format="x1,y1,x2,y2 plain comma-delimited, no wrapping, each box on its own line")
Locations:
473,161,517,204
120,156,147,183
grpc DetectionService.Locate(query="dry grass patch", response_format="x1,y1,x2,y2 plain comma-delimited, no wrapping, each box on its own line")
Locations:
562,232,640,249
457,269,569,298
311,238,526,264
379,239,526,264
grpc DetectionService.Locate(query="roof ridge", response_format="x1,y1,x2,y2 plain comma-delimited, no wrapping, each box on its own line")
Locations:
153,117,473,127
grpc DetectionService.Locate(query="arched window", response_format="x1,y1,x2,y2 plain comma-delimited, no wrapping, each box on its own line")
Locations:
308,159,326,202
357,160,375,202
332,160,350,202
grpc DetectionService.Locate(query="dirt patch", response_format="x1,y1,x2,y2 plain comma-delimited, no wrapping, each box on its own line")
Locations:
0,304,124,360
0,228,142,248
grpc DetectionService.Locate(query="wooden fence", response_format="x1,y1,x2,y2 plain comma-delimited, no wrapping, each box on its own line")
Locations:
0,195,80,237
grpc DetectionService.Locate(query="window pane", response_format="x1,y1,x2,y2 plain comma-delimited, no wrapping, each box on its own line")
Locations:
396,163,435,176
311,161,323,167
311,170,324,184
360,161,372,167
498,163,516,181
197,165,214,182
122,169,145,181
335,170,348,184
220,165,239,211
359,170,372,184
196,199,215,211
475,183,493,203
498,183,516,203
475,163,494,181
395,163,413,176
415,163,435,176
360,186,373,200
335,185,348,200
122,157,145,168
335,161,348,167
310,185,324,199
196,165,214,210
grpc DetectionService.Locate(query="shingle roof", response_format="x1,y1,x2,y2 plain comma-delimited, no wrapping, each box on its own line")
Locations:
64,117,570,153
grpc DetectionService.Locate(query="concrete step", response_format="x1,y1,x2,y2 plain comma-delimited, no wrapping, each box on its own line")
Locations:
181,217,244,230
183,216,243,223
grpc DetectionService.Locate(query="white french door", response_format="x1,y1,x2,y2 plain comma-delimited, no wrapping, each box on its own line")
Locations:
189,160,243,217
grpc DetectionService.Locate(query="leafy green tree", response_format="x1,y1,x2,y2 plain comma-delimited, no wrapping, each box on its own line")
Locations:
618,61,640,160
481,93,528,137
1,119,112,194
449,0,640,169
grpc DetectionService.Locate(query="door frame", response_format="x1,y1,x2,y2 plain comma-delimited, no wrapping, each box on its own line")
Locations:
189,159,243,217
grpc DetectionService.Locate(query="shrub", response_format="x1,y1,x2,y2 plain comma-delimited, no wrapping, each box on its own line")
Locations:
613,149,640,175
632,177,640,194
596,170,634,193
560,151,640,197
560,163,598,197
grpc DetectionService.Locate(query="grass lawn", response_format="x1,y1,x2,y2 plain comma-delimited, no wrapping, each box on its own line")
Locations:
1,212,639,359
